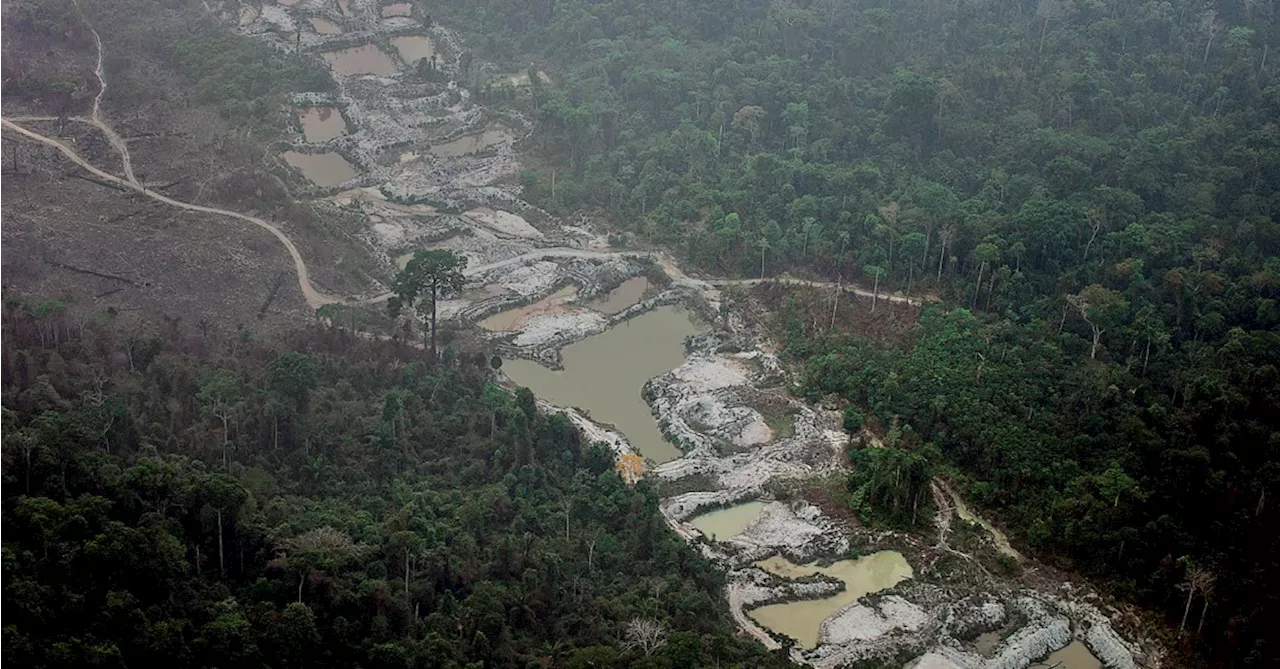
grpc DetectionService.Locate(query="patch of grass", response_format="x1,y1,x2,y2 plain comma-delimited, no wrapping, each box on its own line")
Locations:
652,474,717,498
762,408,797,440
755,397,799,440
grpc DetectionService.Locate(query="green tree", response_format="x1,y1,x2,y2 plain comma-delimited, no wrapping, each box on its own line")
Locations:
271,602,320,669
388,250,467,358
972,242,1000,310
199,473,247,578
386,530,426,599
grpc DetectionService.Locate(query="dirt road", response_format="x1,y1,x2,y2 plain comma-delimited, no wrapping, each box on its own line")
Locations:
3,117,344,310
707,276,925,307
1,6,924,315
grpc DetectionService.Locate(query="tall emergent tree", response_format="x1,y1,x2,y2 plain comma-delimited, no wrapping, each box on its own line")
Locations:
388,249,466,358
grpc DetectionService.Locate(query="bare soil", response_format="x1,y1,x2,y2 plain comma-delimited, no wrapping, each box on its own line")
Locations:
750,281,923,344
2,0,380,325
3,153,307,331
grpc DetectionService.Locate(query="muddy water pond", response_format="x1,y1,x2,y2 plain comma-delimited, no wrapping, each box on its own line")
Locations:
589,276,649,314
430,127,513,157
322,44,397,76
298,106,347,143
974,630,1002,656
500,305,700,463
381,2,412,16
391,35,435,65
283,151,359,187
750,552,913,649
689,501,764,541
1030,641,1101,669
309,17,343,34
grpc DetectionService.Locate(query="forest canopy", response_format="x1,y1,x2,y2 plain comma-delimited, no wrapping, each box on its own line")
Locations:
0,299,793,669
428,0,1280,665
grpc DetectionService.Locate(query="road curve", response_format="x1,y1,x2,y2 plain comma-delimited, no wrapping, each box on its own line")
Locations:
2,118,343,309
69,0,140,186
3,2,925,315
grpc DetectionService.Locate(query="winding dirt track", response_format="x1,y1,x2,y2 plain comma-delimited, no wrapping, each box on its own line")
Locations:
936,478,1022,562
3,3,344,309
76,0,138,187
2,117,343,309
1,8,924,313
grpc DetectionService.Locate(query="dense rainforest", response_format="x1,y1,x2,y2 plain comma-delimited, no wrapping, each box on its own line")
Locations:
428,0,1280,665
0,297,794,669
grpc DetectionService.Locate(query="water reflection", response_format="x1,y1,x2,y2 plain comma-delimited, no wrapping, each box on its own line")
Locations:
589,276,649,314
689,501,764,541
501,306,699,463
283,151,358,187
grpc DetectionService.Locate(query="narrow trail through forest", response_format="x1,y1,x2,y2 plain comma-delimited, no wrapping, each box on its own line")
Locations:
0,8,923,315
707,276,925,306
936,478,1023,562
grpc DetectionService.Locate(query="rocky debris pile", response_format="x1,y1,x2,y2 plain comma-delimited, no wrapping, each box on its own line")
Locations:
479,260,564,298
511,312,608,347
820,596,931,645
940,594,1008,642
983,597,1072,669
465,208,543,239
1063,600,1143,669
383,145,525,210
640,307,1149,669
732,502,845,560
428,224,532,269
733,566,845,612
240,0,535,211
646,332,848,492
682,389,773,449
901,592,1149,669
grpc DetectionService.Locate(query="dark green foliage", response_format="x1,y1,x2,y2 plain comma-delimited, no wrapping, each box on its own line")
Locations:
0,298,791,669
841,408,863,435
422,1,1278,662
432,0,1278,299
790,306,1279,665
847,446,934,529
389,250,468,358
